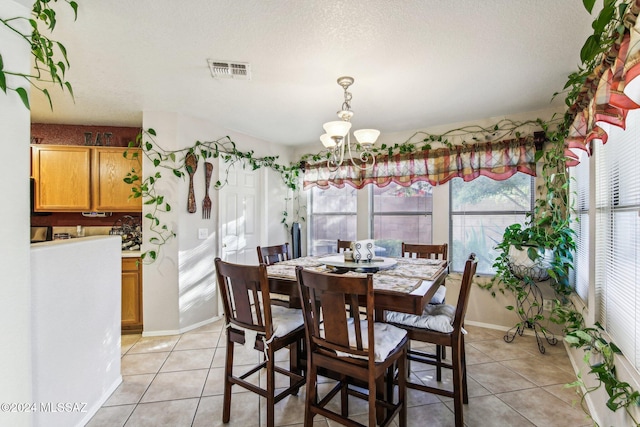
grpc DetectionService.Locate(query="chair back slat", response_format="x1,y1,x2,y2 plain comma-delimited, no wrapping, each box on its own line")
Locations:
215,258,273,336
336,239,355,253
453,253,477,330
257,243,292,266
296,267,374,359
317,292,350,348
401,243,448,260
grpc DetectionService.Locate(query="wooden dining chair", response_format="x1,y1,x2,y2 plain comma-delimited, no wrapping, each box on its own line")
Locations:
336,239,355,253
257,243,292,265
386,253,477,427
214,258,306,427
400,242,450,364
295,266,408,427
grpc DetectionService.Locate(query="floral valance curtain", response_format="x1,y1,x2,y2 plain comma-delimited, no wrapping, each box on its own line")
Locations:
566,0,640,161
303,137,537,190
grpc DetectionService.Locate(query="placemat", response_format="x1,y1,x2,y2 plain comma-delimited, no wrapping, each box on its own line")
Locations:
377,259,447,281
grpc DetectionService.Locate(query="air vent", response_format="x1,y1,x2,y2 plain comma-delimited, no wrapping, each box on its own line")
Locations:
207,59,251,80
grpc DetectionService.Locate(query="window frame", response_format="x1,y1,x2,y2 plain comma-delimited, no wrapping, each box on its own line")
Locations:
448,174,535,274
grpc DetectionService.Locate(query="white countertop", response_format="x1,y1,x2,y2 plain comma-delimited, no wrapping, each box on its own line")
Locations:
121,250,142,258
31,237,142,258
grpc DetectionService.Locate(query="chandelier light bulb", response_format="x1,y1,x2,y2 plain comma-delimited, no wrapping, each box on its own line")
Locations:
353,129,380,145
320,133,336,148
323,120,352,138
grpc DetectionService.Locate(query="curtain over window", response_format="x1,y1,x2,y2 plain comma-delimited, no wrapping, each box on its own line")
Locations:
303,137,536,190
566,1,640,161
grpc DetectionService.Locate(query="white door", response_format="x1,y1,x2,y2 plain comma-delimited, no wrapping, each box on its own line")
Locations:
219,159,260,264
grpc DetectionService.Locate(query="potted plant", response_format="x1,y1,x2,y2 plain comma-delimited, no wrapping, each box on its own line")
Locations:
481,124,576,352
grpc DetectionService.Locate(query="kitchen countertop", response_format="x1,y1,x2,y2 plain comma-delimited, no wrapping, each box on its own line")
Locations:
122,250,142,258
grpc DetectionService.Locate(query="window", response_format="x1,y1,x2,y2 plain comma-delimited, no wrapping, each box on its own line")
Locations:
594,113,640,371
569,149,590,302
307,186,357,255
371,182,433,257
450,174,534,274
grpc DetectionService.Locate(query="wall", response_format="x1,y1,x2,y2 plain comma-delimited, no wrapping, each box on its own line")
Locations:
30,123,139,147
31,236,121,427
0,2,34,427
141,111,293,335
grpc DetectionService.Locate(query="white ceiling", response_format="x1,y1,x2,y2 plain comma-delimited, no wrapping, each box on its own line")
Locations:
29,0,594,147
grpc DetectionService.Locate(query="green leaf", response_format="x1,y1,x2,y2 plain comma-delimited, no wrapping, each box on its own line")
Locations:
580,34,601,63
148,128,157,136
0,71,6,93
15,87,30,109
582,0,596,14
42,87,53,110
69,1,79,20
56,41,70,66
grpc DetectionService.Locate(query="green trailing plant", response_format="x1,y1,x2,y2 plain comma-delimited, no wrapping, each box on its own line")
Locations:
552,302,640,424
0,0,77,109
299,118,547,165
123,128,304,262
556,0,630,117
482,2,640,424
479,119,576,336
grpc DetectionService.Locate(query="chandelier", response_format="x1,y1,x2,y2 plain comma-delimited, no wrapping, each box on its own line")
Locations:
320,76,379,171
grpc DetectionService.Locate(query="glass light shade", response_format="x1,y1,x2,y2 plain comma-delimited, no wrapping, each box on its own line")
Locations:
323,120,352,138
320,133,336,148
353,129,380,145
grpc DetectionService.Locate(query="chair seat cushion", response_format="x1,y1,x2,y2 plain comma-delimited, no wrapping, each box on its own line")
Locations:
429,285,447,304
335,320,407,362
386,304,455,333
270,305,304,340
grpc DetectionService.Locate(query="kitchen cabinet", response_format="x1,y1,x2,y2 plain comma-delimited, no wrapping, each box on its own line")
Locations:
31,145,142,212
31,145,92,211
121,257,143,333
92,147,142,211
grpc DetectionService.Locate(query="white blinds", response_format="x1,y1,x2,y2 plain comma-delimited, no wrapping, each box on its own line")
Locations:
594,111,640,372
569,148,590,302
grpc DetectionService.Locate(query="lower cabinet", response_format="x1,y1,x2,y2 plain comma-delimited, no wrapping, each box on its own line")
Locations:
121,257,143,334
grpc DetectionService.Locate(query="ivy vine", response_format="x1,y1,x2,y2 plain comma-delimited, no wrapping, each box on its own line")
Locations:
123,128,304,263
0,0,77,109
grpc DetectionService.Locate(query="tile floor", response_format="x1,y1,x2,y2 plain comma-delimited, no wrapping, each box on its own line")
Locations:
87,322,592,427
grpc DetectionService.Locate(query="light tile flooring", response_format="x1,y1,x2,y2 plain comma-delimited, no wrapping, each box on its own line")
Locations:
87,322,592,427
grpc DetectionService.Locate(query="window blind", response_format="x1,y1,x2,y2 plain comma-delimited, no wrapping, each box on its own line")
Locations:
569,148,590,302
594,111,640,371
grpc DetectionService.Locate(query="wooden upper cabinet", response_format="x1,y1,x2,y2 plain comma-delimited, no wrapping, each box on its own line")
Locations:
31,145,92,211
31,145,142,212
92,147,142,211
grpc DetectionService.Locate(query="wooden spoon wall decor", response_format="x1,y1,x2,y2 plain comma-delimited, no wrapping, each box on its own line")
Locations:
185,153,198,213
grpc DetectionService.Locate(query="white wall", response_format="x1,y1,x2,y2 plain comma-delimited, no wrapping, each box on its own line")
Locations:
31,237,121,427
141,111,293,335
0,2,34,427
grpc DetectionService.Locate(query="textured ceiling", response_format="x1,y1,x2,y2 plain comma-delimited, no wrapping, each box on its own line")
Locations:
29,0,595,146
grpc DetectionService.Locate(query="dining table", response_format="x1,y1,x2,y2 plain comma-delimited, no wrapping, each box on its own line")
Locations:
265,254,449,423
266,254,449,318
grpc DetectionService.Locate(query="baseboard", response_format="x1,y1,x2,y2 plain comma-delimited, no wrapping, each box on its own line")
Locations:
464,320,510,332
141,315,222,337
76,375,122,427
